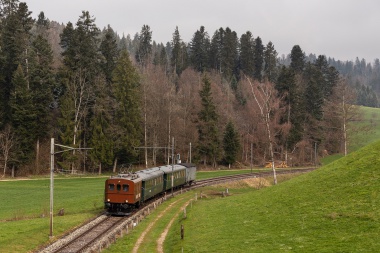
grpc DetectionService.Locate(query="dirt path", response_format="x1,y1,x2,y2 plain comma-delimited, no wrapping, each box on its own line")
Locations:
156,199,192,253
131,199,182,253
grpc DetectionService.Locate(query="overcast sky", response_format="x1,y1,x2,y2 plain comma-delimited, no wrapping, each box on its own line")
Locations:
25,0,380,63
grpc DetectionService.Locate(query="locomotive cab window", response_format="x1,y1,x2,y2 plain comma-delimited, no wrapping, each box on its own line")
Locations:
108,184,115,191
123,184,129,192
117,184,121,191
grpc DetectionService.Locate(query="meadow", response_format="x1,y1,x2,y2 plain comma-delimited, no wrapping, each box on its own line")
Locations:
0,177,105,252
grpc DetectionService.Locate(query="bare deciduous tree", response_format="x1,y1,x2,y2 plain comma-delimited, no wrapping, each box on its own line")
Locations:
0,125,15,178
244,76,281,184
324,78,359,156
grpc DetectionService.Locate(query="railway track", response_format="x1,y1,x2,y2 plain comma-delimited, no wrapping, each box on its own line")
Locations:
37,167,314,253
51,216,126,253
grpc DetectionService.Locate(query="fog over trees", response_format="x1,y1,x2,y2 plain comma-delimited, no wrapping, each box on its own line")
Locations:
0,1,378,176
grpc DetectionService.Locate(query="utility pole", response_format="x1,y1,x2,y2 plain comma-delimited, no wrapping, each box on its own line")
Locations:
171,137,174,197
49,138,91,239
250,143,253,174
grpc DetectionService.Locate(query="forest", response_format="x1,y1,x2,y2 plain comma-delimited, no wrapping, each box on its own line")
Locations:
0,1,379,177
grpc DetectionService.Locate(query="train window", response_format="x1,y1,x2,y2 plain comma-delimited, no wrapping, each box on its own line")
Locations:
123,184,129,192
117,184,121,191
109,184,114,191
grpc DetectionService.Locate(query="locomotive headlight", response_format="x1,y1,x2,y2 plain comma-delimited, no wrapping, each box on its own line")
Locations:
125,200,128,203
107,199,110,202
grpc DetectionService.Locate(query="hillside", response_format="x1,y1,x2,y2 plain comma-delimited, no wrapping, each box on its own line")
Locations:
172,140,380,252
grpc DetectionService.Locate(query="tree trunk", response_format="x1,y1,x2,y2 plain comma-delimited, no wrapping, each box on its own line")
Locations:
246,77,278,184
98,162,102,175
342,94,347,156
113,158,117,173
35,139,40,174
144,81,148,168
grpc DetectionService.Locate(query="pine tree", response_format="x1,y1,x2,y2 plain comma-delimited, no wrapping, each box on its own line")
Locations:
239,31,254,77
89,100,113,173
197,75,220,167
221,27,239,81
9,65,36,163
253,36,264,81
303,63,324,144
170,26,187,76
290,45,305,73
135,24,152,67
209,28,224,72
29,33,55,143
112,50,142,164
223,121,240,168
315,55,339,98
189,26,210,72
276,66,303,148
0,1,33,125
100,25,119,85
263,41,278,82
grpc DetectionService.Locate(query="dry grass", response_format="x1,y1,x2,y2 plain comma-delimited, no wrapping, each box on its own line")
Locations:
211,177,271,189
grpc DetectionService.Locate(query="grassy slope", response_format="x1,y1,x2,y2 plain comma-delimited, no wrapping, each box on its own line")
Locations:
169,140,380,252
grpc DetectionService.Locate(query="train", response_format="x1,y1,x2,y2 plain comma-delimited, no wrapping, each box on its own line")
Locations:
104,163,196,215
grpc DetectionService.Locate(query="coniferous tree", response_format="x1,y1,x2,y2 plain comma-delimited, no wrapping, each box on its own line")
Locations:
253,36,264,81
276,66,303,148
290,45,305,73
221,27,239,81
170,26,187,76
112,50,142,164
118,34,128,51
100,25,119,85
303,63,324,145
29,33,54,143
315,55,339,98
223,121,240,168
189,26,210,72
89,90,113,173
0,0,33,125
9,65,36,164
159,45,168,68
197,75,220,167
35,11,49,36
209,28,224,72
239,31,254,77
263,41,278,82
135,24,152,67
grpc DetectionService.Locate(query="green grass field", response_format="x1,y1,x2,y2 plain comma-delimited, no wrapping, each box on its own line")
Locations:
164,140,380,252
0,177,106,252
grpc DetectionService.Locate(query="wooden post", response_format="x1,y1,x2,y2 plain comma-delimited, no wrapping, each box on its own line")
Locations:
181,224,184,239
183,206,187,219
